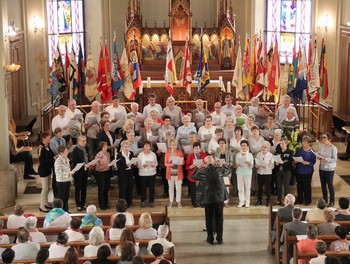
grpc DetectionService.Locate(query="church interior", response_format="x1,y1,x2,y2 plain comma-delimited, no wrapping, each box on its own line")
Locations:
1,0,350,263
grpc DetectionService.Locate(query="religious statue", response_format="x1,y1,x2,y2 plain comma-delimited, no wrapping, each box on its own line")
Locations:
222,35,232,68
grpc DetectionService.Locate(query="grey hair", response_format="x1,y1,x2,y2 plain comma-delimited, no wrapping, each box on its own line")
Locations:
286,106,296,116
250,97,260,103
25,216,38,229
131,102,139,108
182,115,191,123
285,194,296,205
0,219,4,229
88,226,105,246
86,205,97,215
274,129,283,137
157,225,169,239
126,130,135,137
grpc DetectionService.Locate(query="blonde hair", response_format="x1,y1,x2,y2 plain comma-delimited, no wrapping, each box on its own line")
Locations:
144,118,154,126
122,119,134,132
88,226,105,246
324,209,335,223
139,213,153,229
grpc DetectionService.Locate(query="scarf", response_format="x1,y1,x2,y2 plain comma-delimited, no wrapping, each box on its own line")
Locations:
81,214,101,227
77,144,88,163
45,208,65,223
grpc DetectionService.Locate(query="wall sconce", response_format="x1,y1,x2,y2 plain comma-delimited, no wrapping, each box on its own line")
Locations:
5,63,21,75
320,14,330,32
33,16,44,33
8,23,16,38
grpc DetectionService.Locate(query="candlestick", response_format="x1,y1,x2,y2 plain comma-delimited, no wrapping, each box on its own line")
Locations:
227,81,231,93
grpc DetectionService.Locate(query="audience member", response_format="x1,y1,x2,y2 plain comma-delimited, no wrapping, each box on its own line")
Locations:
36,248,49,264
91,245,117,264
1,248,15,264
6,204,27,229
335,197,350,221
147,225,174,255
115,228,139,257
329,226,350,251
25,216,47,243
131,256,145,264
305,198,327,222
110,199,135,226
309,240,327,264
81,205,102,227
84,226,110,257
11,228,40,260
63,247,81,264
48,232,69,258
317,209,339,235
43,198,72,228
107,214,126,241
295,225,318,264
150,243,172,264
135,213,157,240
64,217,85,242
119,241,136,264
0,220,10,244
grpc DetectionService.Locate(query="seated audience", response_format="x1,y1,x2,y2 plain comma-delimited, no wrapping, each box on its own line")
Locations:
150,243,172,264
63,247,82,264
25,216,47,243
119,241,137,264
7,204,27,229
1,249,15,264
43,198,72,228
91,245,117,264
135,213,157,240
317,209,339,235
110,199,135,226
309,240,327,264
147,225,174,255
36,248,49,264
295,225,318,264
329,226,350,251
335,197,350,221
0,220,10,244
64,217,85,242
107,214,127,240
81,205,103,227
11,228,40,260
305,198,327,222
280,207,308,246
132,256,145,264
116,228,139,257
84,226,110,257
48,232,69,258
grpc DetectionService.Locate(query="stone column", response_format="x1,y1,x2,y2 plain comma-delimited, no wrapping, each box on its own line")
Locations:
0,0,18,210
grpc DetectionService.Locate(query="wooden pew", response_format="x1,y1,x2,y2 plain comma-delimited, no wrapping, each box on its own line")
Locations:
293,244,350,264
283,226,350,264
0,206,170,229
0,227,173,242
0,246,175,264
270,207,309,264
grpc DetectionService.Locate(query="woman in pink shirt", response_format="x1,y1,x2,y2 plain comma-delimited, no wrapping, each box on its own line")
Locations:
94,141,111,210
296,225,318,264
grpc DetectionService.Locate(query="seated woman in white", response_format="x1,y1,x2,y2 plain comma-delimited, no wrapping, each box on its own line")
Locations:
48,232,69,259
25,217,47,243
7,204,27,229
107,214,126,241
110,199,134,226
64,217,85,242
115,228,139,257
0,220,9,244
84,226,110,257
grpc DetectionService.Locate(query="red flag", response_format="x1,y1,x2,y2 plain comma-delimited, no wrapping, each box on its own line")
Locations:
165,39,177,95
179,35,192,95
268,39,280,95
97,41,112,103
319,37,328,100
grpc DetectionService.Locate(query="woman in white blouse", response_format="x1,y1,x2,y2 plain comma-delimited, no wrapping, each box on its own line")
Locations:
255,141,274,207
25,217,47,243
7,204,27,229
84,226,110,257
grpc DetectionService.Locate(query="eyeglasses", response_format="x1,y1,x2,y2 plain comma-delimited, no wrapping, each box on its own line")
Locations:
321,136,327,139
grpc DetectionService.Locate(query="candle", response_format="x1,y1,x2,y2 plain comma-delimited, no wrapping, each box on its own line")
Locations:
219,76,223,88
147,77,151,88
139,82,143,94
227,82,231,93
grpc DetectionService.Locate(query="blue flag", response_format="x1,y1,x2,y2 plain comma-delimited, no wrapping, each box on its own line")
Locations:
111,35,124,95
196,34,210,94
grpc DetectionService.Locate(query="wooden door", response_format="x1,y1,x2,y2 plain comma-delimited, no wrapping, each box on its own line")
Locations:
9,33,26,121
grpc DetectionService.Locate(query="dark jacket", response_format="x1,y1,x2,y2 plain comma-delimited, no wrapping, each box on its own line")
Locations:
116,151,134,176
38,143,55,177
72,146,88,175
192,164,231,204
96,130,116,157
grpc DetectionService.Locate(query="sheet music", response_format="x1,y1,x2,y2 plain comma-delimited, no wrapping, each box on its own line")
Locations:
224,176,231,185
151,123,161,131
87,116,98,125
156,142,168,153
236,156,247,164
203,133,212,141
113,138,122,148
272,155,284,164
74,113,83,120
178,132,188,139
236,117,246,126
71,162,85,173
193,159,203,167
195,113,205,122
135,114,146,124
144,160,154,166
107,159,118,167
68,145,76,153
130,157,138,165
149,135,159,143
171,156,184,165
224,130,234,139
293,156,304,163
183,145,193,154
255,158,266,166
212,116,222,126
87,158,99,166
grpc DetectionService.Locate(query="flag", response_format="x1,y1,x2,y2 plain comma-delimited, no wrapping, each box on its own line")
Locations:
47,44,66,106
120,47,134,100
179,34,192,96
196,33,210,94
64,42,70,98
319,37,328,100
268,38,280,103
280,54,290,98
293,47,308,104
77,41,86,98
242,37,251,99
97,40,112,103
111,35,124,95
308,39,320,102
232,42,244,100
254,35,267,97
127,40,142,100
288,44,298,105
247,34,257,98
69,46,78,100
85,45,98,102
165,38,177,95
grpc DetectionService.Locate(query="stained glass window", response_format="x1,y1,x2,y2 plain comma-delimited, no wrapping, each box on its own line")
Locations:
266,0,312,63
47,0,85,65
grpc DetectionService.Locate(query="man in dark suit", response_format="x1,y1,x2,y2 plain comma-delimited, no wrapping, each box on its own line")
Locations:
192,156,231,245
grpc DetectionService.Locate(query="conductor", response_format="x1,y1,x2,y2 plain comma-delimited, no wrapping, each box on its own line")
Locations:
192,156,231,245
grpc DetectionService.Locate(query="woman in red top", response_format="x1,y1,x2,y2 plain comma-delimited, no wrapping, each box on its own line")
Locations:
165,139,184,208
186,142,207,207
296,224,318,264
